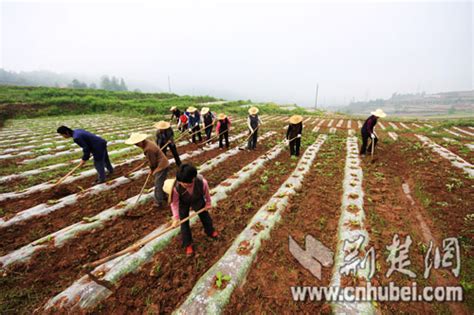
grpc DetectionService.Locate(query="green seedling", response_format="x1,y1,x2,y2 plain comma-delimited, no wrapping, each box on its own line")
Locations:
35,235,53,245
47,199,59,205
82,216,97,223
244,201,253,210
215,271,232,289
267,203,277,212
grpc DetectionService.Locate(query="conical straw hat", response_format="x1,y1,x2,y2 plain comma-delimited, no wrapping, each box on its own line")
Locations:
370,108,387,118
217,113,227,120
125,133,148,145
248,107,259,115
154,121,171,130
289,115,303,124
163,178,176,204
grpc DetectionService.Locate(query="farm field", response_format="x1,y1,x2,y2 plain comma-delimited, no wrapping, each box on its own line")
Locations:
0,111,473,314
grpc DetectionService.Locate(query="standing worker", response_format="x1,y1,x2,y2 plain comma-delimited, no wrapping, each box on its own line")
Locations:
154,120,182,166
187,106,202,143
125,133,170,208
57,126,113,184
360,108,387,156
201,107,215,141
163,164,218,256
216,113,231,149
170,106,181,124
247,106,262,150
287,115,303,156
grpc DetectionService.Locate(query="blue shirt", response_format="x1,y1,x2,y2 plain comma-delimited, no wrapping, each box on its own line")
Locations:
73,129,107,161
188,112,201,128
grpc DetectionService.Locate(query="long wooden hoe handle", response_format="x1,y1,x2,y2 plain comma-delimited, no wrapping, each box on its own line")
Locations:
134,171,152,207
85,207,211,269
53,163,82,187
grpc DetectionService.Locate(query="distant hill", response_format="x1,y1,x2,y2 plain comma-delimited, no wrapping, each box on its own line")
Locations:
341,90,474,117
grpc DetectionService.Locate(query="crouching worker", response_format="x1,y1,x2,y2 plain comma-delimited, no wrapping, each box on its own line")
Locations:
163,164,218,256
287,115,303,156
125,133,170,208
216,113,231,149
57,126,113,184
360,108,386,156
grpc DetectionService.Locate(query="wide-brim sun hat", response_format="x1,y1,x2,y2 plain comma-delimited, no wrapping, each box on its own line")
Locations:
163,178,176,204
187,106,197,112
125,132,148,145
218,113,227,120
201,107,210,115
289,115,303,124
248,107,259,115
154,121,171,130
170,106,177,111
371,108,387,118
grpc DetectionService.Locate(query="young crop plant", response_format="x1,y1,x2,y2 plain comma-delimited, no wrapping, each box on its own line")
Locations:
214,271,232,289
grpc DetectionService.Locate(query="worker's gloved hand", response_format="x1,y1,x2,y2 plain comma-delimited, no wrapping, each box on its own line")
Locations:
297,134,302,138
285,139,290,145
370,133,375,139
171,218,180,228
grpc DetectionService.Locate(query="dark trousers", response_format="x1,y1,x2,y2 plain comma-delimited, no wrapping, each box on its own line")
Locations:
93,146,113,182
192,125,202,143
179,124,188,132
154,167,169,205
162,143,182,166
205,125,213,140
179,206,215,247
247,129,258,149
360,130,378,155
290,138,301,156
219,132,229,148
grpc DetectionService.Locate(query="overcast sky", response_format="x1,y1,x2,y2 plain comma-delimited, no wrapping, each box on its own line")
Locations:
0,0,472,107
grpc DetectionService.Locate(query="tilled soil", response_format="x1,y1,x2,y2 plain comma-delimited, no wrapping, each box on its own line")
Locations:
224,133,346,313
360,140,450,314
0,134,279,314
0,138,257,254
95,147,299,314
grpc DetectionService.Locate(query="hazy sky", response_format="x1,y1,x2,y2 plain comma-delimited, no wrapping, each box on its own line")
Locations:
1,0,472,107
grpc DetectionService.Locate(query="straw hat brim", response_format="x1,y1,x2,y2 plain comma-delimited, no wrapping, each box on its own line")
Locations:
163,178,176,204
154,121,171,130
124,133,148,145
289,115,303,124
201,107,210,115
248,107,259,115
187,106,197,112
218,114,227,120
371,109,387,118
170,106,177,111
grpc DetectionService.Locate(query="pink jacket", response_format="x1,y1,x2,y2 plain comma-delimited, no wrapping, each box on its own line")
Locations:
170,178,212,219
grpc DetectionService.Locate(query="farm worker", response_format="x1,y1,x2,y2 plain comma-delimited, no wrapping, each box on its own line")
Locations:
169,106,181,124
216,113,231,149
154,120,182,166
125,133,170,208
187,106,202,143
57,126,113,184
177,112,189,132
163,164,218,256
286,115,303,156
201,107,215,141
247,106,263,150
360,108,387,156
